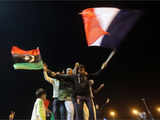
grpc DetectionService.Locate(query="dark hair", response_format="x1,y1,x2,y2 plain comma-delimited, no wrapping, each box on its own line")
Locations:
35,88,46,98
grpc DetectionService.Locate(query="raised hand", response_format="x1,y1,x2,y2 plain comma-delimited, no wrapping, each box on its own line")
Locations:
100,83,104,88
51,72,56,77
101,62,107,70
43,63,48,71
89,80,94,85
75,62,80,68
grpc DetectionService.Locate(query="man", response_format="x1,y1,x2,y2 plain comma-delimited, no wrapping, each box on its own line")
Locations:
75,65,105,120
43,64,66,120
31,88,47,120
73,62,95,120
64,68,75,120
51,62,106,120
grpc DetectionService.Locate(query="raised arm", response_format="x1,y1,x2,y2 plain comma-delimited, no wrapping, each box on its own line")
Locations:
89,50,116,79
43,63,55,84
88,61,108,79
94,83,104,94
43,63,75,83
43,71,54,84
88,69,103,79
72,62,79,75
53,74,74,82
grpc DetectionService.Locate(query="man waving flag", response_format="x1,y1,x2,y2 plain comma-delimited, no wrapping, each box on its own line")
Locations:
11,46,43,70
81,7,141,48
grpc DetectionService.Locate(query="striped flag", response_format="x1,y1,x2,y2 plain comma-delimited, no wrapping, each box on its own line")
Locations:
81,7,141,48
11,46,43,70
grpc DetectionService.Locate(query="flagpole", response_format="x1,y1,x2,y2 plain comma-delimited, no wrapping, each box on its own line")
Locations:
37,46,45,70
101,49,116,70
37,47,49,70
37,46,43,61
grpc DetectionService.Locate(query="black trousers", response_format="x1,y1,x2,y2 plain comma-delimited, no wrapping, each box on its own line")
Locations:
73,96,94,120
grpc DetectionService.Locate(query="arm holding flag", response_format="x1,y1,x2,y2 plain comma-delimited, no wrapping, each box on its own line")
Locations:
89,49,116,79
73,62,79,75
52,74,75,82
42,63,72,83
43,64,55,85
44,66,75,83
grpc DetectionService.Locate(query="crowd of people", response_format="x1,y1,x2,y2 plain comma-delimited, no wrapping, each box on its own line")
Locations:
31,62,108,120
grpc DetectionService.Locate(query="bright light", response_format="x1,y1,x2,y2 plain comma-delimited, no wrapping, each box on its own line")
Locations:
157,107,160,112
132,109,139,115
110,111,116,117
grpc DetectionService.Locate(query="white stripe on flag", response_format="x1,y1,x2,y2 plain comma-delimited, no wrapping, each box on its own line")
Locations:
90,8,120,46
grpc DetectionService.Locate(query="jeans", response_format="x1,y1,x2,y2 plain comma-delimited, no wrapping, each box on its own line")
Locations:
73,96,94,120
64,100,74,120
53,98,66,120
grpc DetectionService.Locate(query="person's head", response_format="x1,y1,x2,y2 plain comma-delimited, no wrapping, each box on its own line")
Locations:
66,68,73,75
78,64,86,74
35,88,46,100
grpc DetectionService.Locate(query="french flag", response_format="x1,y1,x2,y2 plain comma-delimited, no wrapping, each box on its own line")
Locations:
81,7,141,49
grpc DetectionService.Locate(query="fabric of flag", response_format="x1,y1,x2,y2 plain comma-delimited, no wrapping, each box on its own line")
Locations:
11,46,43,70
44,99,50,109
80,8,109,45
50,113,55,120
81,7,142,48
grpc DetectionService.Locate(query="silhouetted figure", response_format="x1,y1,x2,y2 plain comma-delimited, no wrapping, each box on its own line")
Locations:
9,111,15,120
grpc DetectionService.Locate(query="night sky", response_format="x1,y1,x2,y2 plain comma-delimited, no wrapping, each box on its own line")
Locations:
0,1,160,119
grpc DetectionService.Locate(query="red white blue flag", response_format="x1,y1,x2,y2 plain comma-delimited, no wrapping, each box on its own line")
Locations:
81,7,141,49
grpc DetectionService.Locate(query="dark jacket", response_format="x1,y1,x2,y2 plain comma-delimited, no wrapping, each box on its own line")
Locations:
53,69,102,97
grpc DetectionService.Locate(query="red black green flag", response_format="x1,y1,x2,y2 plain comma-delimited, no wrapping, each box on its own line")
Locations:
11,46,43,70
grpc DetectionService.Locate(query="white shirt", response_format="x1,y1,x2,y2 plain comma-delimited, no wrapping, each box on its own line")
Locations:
31,98,46,120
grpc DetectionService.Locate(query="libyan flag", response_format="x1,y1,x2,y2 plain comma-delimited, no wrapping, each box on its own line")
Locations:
11,46,43,70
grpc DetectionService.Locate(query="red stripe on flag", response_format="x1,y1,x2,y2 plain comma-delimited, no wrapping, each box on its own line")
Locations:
44,99,50,109
11,46,40,56
81,8,109,46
